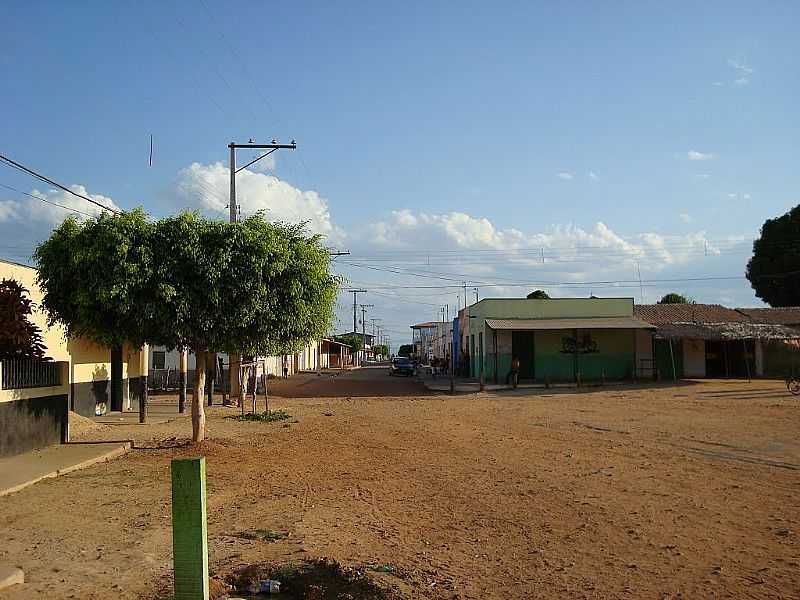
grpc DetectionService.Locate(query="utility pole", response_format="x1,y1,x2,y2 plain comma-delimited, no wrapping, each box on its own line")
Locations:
359,304,374,365
463,281,468,309
347,289,367,334
228,139,296,223
228,139,296,405
474,287,479,303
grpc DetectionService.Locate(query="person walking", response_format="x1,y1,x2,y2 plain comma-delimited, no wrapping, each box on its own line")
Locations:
282,355,289,379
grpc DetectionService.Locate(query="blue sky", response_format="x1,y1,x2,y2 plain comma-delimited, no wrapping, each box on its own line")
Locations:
2,2,799,347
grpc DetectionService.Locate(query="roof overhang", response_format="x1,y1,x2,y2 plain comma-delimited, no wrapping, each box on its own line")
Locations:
485,317,655,330
653,322,800,341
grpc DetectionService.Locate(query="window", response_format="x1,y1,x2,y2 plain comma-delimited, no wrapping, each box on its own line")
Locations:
152,351,166,370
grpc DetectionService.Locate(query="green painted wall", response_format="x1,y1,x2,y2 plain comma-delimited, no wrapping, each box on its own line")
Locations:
463,297,640,382
574,329,635,380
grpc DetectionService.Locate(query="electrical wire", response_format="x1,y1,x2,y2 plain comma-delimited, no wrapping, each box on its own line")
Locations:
0,182,97,218
0,154,120,214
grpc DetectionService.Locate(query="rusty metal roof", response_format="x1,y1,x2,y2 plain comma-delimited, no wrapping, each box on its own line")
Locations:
485,317,655,330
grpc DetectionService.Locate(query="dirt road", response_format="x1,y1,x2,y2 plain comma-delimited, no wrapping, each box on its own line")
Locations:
267,365,430,398
1,377,799,599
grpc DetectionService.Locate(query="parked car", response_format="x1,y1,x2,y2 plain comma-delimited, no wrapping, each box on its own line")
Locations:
389,357,415,377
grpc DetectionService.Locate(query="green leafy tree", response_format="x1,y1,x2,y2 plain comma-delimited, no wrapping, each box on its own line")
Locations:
36,210,339,442
335,333,363,353
0,279,48,360
747,205,800,306
398,344,413,357
526,289,550,299
372,344,388,358
35,210,155,413
34,209,156,349
150,212,338,440
657,293,693,304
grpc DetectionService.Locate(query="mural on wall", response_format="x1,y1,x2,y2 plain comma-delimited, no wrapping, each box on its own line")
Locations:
561,333,598,354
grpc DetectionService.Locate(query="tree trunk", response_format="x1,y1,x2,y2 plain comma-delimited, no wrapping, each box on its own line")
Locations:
192,349,207,443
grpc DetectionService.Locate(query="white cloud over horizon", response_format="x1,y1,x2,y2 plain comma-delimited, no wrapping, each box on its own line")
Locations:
687,150,714,161
0,184,120,225
175,161,342,242
556,172,574,180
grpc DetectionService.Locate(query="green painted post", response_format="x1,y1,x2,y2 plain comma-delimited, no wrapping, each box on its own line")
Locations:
171,458,209,600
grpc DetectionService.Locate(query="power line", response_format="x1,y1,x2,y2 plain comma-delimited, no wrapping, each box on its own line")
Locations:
0,182,97,218
0,154,120,215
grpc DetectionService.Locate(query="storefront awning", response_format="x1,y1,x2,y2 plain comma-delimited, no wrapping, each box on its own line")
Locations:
484,317,655,330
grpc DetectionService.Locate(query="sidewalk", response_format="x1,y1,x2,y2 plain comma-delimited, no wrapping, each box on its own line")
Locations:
0,441,131,497
93,399,190,425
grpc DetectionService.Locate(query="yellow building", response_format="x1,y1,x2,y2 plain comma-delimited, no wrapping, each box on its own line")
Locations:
0,259,147,456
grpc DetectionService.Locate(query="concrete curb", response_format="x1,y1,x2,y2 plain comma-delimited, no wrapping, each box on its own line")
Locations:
0,442,131,498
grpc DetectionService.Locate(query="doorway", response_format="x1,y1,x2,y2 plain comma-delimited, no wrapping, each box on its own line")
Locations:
512,331,535,379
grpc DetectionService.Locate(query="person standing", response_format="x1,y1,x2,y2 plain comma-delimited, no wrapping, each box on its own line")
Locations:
282,355,289,379
506,356,520,388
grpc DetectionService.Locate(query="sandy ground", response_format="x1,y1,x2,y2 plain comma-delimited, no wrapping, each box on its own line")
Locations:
1,373,799,599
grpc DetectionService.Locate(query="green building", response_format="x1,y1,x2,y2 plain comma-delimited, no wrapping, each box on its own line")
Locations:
458,298,655,383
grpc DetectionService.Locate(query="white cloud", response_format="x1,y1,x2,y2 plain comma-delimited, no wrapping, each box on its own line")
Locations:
743,193,751,200
693,173,711,180
556,172,574,180
587,171,598,180
364,209,720,273
728,59,754,75
0,200,19,222
728,193,737,199
712,81,725,87
679,213,693,224
727,59,754,86
0,185,119,225
176,162,342,242
687,150,714,161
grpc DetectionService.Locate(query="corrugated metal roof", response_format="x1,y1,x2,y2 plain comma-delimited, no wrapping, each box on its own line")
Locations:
485,317,655,330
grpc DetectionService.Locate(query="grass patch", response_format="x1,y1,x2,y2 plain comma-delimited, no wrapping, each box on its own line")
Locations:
228,409,290,423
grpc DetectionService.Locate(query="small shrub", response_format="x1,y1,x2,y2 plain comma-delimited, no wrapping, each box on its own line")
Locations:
229,409,291,422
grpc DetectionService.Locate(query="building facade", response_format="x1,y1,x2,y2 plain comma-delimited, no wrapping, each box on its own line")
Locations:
458,298,654,383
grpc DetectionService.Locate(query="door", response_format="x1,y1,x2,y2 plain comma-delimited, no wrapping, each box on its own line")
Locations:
512,331,535,379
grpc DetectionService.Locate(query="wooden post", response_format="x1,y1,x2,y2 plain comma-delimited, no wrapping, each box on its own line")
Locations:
171,457,209,600
742,339,751,382
668,338,677,383
178,349,188,414
229,353,241,405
